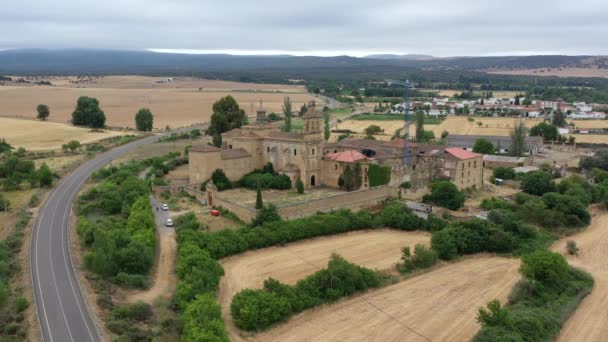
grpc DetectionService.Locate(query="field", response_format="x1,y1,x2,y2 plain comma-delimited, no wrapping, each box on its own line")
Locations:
0,188,38,239
334,119,437,141
0,117,128,150
218,229,432,341
486,68,608,79
254,257,518,342
0,76,320,129
553,209,608,341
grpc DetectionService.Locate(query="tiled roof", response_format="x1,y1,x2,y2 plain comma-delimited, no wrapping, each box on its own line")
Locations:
221,148,250,159
190,144,221,153
325,150,368,163
222,129,261,139
445,147,481,160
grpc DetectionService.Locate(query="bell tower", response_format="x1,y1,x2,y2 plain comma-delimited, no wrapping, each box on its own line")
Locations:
303,100,323,141
255,100,267,124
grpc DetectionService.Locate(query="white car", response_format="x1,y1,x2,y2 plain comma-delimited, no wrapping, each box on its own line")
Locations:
165,218,174,227
160,203,169,211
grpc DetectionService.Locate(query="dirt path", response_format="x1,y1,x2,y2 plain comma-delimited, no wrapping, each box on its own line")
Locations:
553,208,608,341
127,228,177,303
242,256,519,342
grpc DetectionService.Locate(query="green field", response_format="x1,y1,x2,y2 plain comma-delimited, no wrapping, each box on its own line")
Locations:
352,114,444,125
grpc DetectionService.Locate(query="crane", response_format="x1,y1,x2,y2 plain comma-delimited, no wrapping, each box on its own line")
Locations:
386,79,412,166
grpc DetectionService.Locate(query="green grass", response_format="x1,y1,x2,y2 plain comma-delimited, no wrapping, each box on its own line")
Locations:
352,114,444,125
328,108,354,116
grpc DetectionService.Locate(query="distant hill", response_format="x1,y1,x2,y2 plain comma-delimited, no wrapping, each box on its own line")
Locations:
0,49,607,81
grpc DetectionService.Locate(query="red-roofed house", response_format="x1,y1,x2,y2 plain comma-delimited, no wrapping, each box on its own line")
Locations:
325,150,369,163
443,148,483,189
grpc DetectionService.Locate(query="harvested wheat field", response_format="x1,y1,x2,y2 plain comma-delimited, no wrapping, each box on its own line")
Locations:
487,67,608,79
218,229,431,341
335,119,438,137
568,134,608,144
0,76,319,129
430,116,545,137
0,117,127,150
246,256,519,342
553,209,608,341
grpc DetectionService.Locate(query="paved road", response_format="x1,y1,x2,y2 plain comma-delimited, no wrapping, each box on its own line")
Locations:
30,127,202,342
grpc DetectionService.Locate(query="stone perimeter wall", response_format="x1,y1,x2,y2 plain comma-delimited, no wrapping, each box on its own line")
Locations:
211,186,397,222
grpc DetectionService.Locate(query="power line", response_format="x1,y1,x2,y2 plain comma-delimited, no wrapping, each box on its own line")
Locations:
360,296,433,342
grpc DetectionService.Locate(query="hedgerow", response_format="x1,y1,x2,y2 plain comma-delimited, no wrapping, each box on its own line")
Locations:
230,254,384,331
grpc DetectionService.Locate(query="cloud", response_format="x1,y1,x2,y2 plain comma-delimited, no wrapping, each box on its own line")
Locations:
0,0,606,56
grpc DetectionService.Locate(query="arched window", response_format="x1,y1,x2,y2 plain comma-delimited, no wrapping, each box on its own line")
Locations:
294,149,297,156
312,148,315,155
310,175,316,186
267,146,270,152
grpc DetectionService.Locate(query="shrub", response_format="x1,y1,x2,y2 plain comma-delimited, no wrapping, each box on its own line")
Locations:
110,301,154,322
368,164,391,187
521,171,555,196
251,204,281,227
566,240,579,256
379,202,428,231
399,244,439,273
182,294,229,342
0,194,10,212
211,169,232,191
492,167,516,180
423,180,465,210
473,138,494,154
520,250,569,288
15,297,29,313
296,178,304,194
231,254,383,331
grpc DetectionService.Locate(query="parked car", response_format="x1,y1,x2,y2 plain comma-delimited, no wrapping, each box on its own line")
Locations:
161,203,169,211
165,218,174,227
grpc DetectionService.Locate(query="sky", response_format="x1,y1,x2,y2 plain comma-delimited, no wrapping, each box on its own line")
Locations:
1,0,607,57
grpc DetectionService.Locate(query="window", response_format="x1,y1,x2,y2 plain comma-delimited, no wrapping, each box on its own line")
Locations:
267,146,270,152
468,161,471,167
294,149,297,156
312,148,315,155
335,164,338,170
474,160,477,168
228,145,232,149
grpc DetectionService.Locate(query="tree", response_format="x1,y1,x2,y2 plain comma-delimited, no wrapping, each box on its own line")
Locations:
323,111,330,141
0,139,12,154
510,121,527,157
37,104,50,121
38,163,54,187
252,204,281,226
423,180,465,210
530,122,559,141
415,111,425,142
211,169,232,191
72,96,106,128
521,171,555,196
135,108,154,131
296,178,304,194
441,130,449,139
255,183,263,209
580,149,608,171
552,110,567,127
0,193,10,212
62,140,81,153
520,250,569,288
514,95,521,106
208,96,247,147
364,125,382,135
476,300,510,327
473,138,494,155
282,96,292,132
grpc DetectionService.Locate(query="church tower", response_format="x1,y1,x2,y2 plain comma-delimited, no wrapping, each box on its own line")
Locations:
303,100,323,142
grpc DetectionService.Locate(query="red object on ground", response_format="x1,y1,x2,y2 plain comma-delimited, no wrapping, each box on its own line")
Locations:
210,209,220,217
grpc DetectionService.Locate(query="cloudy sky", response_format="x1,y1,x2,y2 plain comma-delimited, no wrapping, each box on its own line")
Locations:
1,0,607,56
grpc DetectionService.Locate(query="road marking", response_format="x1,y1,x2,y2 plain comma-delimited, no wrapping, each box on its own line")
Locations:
60,173,96,341
32,196,54,342
48,183,75,342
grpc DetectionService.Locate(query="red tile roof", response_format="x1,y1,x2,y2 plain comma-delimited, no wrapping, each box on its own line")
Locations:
325,150,368,163
383,139,417,149
445,147,481,160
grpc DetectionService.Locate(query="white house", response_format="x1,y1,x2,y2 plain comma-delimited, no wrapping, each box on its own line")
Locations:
527,111,541,118
568,112,606,119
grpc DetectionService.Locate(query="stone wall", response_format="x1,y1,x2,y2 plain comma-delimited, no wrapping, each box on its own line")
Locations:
277,186,396,220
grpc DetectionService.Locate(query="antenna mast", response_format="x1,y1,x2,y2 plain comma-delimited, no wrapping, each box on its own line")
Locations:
402,80,411,166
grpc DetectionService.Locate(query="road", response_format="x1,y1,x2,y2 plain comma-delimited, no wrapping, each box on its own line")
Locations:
30,126,201,342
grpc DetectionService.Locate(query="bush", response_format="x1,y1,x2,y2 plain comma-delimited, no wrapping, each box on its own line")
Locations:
520,250,569,288
237,163,292,190
14,297,29,313
473,138,494,154
378,202,428,231
423,180,465,210
399,244,439,273
251,204,281,227
114,273,150,289
296,178,304,194
368,164,391,187
566,240,579,256
182,294,229,342
110,301,154,322
0,194,10,212
211,169,232,191
231,254,383,331
521,171,555,196
492,167,516,180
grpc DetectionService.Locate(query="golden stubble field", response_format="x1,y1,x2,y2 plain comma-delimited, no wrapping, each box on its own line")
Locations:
218,229,521,342
0,76,320,129
0,117,128,150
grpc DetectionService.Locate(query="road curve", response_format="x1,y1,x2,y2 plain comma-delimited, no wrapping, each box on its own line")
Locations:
30,129,196,342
